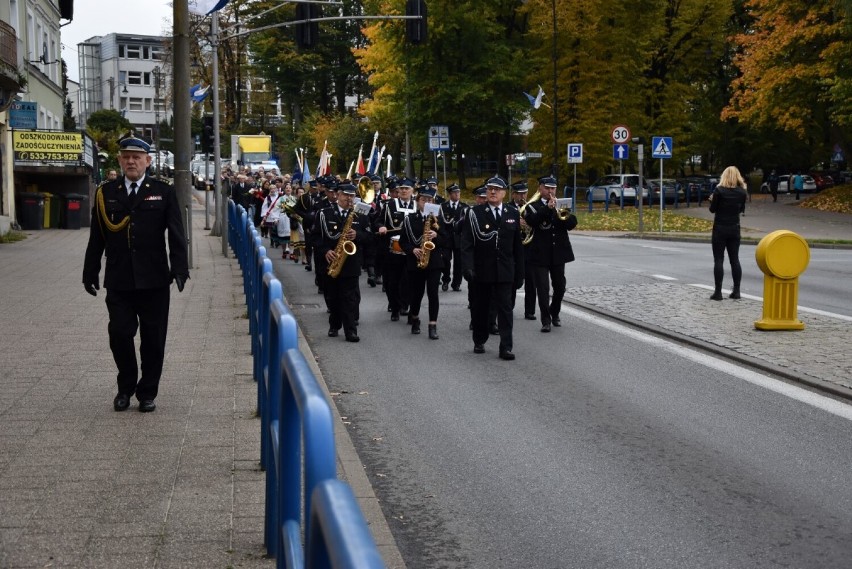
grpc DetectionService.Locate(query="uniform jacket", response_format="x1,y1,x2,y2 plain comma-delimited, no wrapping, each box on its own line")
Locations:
440,200,469,249
460,203,524,285
522,199,577,266
400,211,451,271
316,206,370,279
83,176,189,291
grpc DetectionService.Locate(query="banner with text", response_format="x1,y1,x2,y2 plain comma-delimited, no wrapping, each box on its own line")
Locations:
13,131,84,162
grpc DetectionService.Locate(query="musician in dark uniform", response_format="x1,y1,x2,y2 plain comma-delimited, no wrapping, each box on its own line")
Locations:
375,177,416,321
439,184,468,292
371,176,397,290
317,183,370,342
400,186,449,339
292,178,322,272
313,177,338,294
509,180,538,320
82,134,189,413
460,175,524,360
522,175,577,332
362,174,384,287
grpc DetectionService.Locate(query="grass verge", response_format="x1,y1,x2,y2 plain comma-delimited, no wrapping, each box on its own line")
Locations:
0,231,27,244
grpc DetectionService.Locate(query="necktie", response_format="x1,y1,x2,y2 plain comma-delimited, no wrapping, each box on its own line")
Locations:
494,207,501,223
130,182,138,196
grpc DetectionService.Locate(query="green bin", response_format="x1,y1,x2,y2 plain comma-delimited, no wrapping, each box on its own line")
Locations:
41,193,61,228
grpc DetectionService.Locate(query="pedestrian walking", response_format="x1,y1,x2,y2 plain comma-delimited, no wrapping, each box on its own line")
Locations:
768,169,779,202
792,171,804,201
82,134,190,413
708,166,748,301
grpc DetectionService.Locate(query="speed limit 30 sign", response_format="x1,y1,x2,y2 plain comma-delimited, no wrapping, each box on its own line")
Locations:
611,125,631,144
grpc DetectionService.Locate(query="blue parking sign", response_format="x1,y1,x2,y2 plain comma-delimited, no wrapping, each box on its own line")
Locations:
567,143,583,164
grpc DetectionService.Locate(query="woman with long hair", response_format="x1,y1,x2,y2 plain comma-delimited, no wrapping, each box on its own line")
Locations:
708,166,748,300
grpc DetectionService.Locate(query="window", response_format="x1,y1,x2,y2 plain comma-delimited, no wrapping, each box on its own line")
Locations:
119,97,128,109
142,72,152,86
143,46,150,59
154,98,166,113
144,98,152,111
128,71,142,85
26,10,34,60
151,46,163,60
128,97,144,111
10,0,19,37
126,45,141,59
119,45,125,58
119,71,127,84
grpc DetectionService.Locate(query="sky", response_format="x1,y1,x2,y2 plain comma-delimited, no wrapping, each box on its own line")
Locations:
61,0,174,83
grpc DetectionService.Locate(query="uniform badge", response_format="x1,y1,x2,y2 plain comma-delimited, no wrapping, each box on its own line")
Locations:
144,195,163,201
506,218,515,224
485,224,490,229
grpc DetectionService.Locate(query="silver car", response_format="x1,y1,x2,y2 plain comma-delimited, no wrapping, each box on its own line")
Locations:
587,174,650,204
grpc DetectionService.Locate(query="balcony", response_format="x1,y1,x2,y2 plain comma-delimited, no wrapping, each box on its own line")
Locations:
0,19,22,109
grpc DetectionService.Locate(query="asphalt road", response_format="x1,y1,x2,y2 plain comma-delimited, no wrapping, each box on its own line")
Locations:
272,239,852,569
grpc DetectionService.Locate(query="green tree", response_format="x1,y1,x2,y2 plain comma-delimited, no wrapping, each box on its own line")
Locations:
86,109,132,134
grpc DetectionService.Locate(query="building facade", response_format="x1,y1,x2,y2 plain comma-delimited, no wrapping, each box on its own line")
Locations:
77,33,171,142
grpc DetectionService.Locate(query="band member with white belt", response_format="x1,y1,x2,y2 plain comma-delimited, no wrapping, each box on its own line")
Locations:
439,184,468,292
375,177,416,321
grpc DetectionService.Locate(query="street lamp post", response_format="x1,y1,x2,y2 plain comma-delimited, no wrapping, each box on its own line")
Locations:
153,66,161,175
551,0,558,178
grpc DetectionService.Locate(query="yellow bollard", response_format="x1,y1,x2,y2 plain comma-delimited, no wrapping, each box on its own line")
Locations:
754,230,810,330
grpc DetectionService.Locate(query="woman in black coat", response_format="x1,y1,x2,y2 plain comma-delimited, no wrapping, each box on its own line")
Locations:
708,166,748,300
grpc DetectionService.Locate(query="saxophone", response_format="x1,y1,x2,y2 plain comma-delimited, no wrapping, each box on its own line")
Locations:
327,210,358,278
417,214,438,269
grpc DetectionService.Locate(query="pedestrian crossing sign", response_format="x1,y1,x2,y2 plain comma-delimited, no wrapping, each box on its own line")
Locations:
651,137,673,159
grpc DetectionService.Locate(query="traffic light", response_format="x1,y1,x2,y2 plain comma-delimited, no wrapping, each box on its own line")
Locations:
295,3,320,49
406,0,427,45
201,115,214,154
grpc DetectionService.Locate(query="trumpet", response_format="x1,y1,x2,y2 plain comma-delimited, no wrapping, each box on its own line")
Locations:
519,191,540,245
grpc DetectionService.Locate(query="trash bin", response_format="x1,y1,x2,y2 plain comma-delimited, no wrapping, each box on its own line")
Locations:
60,194,86,230
17,192,44,230
41,193,62,228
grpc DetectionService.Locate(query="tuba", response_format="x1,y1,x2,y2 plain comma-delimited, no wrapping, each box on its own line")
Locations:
327,209,358,278
518,190,540,245
358,176,376,205
417,214,438,269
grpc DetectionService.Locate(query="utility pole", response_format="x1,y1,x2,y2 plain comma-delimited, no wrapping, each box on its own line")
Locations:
174,0,193,266
154,67,161,175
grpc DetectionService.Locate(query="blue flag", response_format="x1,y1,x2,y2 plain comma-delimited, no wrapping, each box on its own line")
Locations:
190,84,210,103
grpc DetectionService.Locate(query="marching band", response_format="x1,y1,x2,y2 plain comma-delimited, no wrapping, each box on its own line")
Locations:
229,164,577,360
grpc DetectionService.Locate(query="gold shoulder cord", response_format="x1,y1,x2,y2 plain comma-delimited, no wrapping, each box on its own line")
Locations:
95,186,131,245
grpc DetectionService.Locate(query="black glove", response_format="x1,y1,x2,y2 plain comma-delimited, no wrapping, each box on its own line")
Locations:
173,274,189,292
83,280,99,297
514,278,524,290
463,269,475,282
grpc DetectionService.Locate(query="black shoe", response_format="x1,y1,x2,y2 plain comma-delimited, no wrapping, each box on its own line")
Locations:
524,314,536,320
428,324,439,340
367,276,376,287
138,400,157,413
345,334,360,343
442,283,449,292
729,290,741,299
551,317,561,327
541,323,551,333
113,393,130,412
328,328,339,337
710,291,723,301
499,350,516,361
489,324,500,335
411,319,421,334
400,307,409,316
387,304,392,312
305,264,312,272
473,344,485,354
451,286,461,292
391,312,400,322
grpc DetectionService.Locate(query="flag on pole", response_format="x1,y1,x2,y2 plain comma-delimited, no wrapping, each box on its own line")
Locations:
523,85,549,109
317,141,331,177
367,145,380,174
190,84,210,103
189,0,231,15
356,145,366,176
385,155,393,178
302,150,311,184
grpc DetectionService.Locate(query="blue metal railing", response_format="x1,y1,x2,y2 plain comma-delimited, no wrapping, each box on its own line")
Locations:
228,201,384,569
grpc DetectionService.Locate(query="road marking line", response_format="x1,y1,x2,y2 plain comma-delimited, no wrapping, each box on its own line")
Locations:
567,306,852,421
651,274,678,281
689,284,852,322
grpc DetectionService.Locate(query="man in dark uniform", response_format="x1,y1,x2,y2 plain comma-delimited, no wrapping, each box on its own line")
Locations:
292,178,322,272
375,177,416,321
509,180,538,321
439,183,468,292
82,134,189,413
371,176,397,289
316,182,370,342
522,175,577,332
230,173,252,209
460,175,524,360
313,177,338,294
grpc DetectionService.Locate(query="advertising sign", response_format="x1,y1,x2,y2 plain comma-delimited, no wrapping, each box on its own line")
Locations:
9,101,38,129
12,131,84,162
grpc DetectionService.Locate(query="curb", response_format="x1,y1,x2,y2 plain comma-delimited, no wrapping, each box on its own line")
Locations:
565,298,852,402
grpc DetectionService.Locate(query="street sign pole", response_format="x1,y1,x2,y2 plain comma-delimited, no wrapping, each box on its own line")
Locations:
572,164,577,211
659,159,664,233
637,143,644,233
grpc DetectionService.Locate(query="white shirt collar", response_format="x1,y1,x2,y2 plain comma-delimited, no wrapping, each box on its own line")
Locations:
125,175,145,194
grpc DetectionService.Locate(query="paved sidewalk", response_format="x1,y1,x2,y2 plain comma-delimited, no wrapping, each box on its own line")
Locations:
0,212,270,568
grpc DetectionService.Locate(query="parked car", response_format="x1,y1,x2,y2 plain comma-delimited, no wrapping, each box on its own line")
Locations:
760,175,817,194
190,159,215,190
809,172,834,191
586,174,650,204
647,178,684,204
677,174,718,200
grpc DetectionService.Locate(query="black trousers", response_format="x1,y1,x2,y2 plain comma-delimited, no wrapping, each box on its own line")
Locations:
523,260,536,315
531,264,566,325
440,247,464,289
384,253,409,313
105,287,171,401
470,281,514,352
408,268,441,321
325,275,360,336
711,224,742,291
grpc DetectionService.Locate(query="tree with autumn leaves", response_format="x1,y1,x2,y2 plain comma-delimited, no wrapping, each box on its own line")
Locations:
192,0,852,183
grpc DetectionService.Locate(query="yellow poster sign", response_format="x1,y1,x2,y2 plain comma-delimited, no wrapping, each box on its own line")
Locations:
13,131,83,162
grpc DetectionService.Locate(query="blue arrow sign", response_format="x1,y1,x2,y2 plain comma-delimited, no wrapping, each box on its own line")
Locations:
651,136,673,159
613,144,629,160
